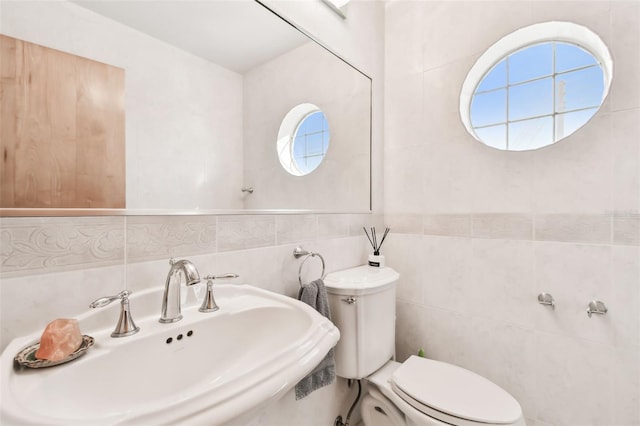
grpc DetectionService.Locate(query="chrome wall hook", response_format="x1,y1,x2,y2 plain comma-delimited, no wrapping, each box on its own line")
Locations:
537,292,555,309
587,300,608,318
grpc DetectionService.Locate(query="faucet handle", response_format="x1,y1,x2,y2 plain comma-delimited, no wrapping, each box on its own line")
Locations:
199,274,239,313
90,290,131,308
90,290,140,337
204,273,240,280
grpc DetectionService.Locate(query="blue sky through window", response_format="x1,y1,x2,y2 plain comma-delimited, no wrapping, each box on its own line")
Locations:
292,111,329,175
470,41,604,150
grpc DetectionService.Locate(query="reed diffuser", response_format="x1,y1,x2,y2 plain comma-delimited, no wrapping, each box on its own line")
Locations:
363,227,390,267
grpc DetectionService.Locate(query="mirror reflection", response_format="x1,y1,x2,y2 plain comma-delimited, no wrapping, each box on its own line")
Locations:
0,0,371,214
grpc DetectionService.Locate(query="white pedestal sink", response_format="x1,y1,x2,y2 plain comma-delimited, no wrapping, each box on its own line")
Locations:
1,284,340,425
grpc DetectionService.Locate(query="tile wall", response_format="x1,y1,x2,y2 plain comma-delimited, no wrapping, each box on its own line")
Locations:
385,2,639,425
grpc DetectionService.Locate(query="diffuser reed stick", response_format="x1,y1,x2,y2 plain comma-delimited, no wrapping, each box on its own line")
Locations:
363,227,390,255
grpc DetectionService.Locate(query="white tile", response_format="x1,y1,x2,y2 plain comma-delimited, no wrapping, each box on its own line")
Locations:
385,73,424,150
610,4,640,112
421,1,533,71
469,239,536,328
533,332,613,426
396,301,427,362
613,346,640,426
0,265,125,351
470,147,535,214
534,242,613,344
533,113,613,213
385,1,424,76
464,317,537,421
383,234,424,303
611,246,640,347
612,109,640,214
421,236,473,314
383,146,426,214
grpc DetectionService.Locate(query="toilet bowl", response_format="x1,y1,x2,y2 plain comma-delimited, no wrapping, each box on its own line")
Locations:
324,266,525,426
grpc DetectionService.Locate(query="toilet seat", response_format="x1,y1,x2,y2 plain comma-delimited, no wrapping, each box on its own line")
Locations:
390,356,523,426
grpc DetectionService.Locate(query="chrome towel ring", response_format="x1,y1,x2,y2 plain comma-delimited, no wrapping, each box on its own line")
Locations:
293,246,326,286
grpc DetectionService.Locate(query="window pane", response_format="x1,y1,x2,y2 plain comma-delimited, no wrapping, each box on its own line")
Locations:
305,132,326,156
555,108,598,140
474,124,506,150
471,89,506,127
477,59,507,92
508,116,553,150
509,78,553,121
555,66,604,112
555,42,597,73
508,43,553,84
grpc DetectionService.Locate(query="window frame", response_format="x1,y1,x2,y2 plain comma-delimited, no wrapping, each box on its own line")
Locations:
460,22,613,151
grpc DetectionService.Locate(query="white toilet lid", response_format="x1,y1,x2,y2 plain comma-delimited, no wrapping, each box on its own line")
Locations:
391,356,522,425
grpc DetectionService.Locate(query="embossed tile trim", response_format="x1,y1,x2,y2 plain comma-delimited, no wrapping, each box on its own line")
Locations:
384,214,423,234
613,214,640,246
217,215,276,252
276,215,317,245
0,216,125,276
472,214,533,240
126,215,217,261
535,214,611,244
424,214,472,237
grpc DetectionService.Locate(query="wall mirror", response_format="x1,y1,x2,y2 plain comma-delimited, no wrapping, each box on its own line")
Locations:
0,0,371,216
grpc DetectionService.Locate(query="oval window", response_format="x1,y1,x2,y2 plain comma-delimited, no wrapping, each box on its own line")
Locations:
460,22,612,151
277,104,330,176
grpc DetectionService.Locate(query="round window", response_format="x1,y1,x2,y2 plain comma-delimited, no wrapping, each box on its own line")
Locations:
277,104,330,176
460,22,612,151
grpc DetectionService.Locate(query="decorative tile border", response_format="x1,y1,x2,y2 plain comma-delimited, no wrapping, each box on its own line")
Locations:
217,215,276,252
0,217,125,276
386,213,639,246
0,213,371,276
126,216,217,261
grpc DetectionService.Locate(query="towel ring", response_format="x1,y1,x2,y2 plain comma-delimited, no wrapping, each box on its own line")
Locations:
293,246,326,286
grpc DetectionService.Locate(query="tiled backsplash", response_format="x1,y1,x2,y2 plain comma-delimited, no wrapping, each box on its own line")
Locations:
0,214,380,277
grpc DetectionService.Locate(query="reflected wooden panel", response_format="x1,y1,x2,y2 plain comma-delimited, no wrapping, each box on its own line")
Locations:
0,35,125,208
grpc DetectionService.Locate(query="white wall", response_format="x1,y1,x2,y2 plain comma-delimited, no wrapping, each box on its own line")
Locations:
384,1,639,425
1,0,244,210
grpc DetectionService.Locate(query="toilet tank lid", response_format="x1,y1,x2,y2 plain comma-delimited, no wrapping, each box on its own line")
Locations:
324,265,399,294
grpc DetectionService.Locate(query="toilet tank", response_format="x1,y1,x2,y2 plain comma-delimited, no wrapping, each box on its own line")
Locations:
324,265,399,379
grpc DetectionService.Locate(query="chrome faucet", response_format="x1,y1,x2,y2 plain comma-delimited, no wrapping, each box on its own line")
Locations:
160,258,201,323
90,290,140,337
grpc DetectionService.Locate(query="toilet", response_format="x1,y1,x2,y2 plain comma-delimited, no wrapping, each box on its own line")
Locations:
324,265,525,426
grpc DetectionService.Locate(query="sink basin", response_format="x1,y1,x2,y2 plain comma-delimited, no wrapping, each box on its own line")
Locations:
1,284,340,425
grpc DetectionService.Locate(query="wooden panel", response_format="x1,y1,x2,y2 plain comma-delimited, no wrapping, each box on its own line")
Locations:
1,35,17,207
0,35,125,208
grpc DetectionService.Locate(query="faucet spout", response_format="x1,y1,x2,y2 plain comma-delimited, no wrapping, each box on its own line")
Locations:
160,258,201,323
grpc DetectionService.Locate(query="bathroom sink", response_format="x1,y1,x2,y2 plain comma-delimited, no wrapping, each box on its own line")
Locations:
0,284,339,425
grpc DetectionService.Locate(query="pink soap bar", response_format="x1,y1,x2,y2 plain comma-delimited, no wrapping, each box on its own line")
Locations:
35,318,83,361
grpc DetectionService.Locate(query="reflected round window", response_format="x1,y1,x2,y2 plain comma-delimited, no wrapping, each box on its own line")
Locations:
460,22,613,151
277,104,330,176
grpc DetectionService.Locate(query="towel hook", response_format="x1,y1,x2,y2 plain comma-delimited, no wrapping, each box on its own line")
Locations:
293,246,326,286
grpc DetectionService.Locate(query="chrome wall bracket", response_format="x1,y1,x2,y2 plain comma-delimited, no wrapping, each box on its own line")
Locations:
537,292,555,309
587,300,608,318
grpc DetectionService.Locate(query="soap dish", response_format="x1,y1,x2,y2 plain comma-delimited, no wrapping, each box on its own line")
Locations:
14,335,94,369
